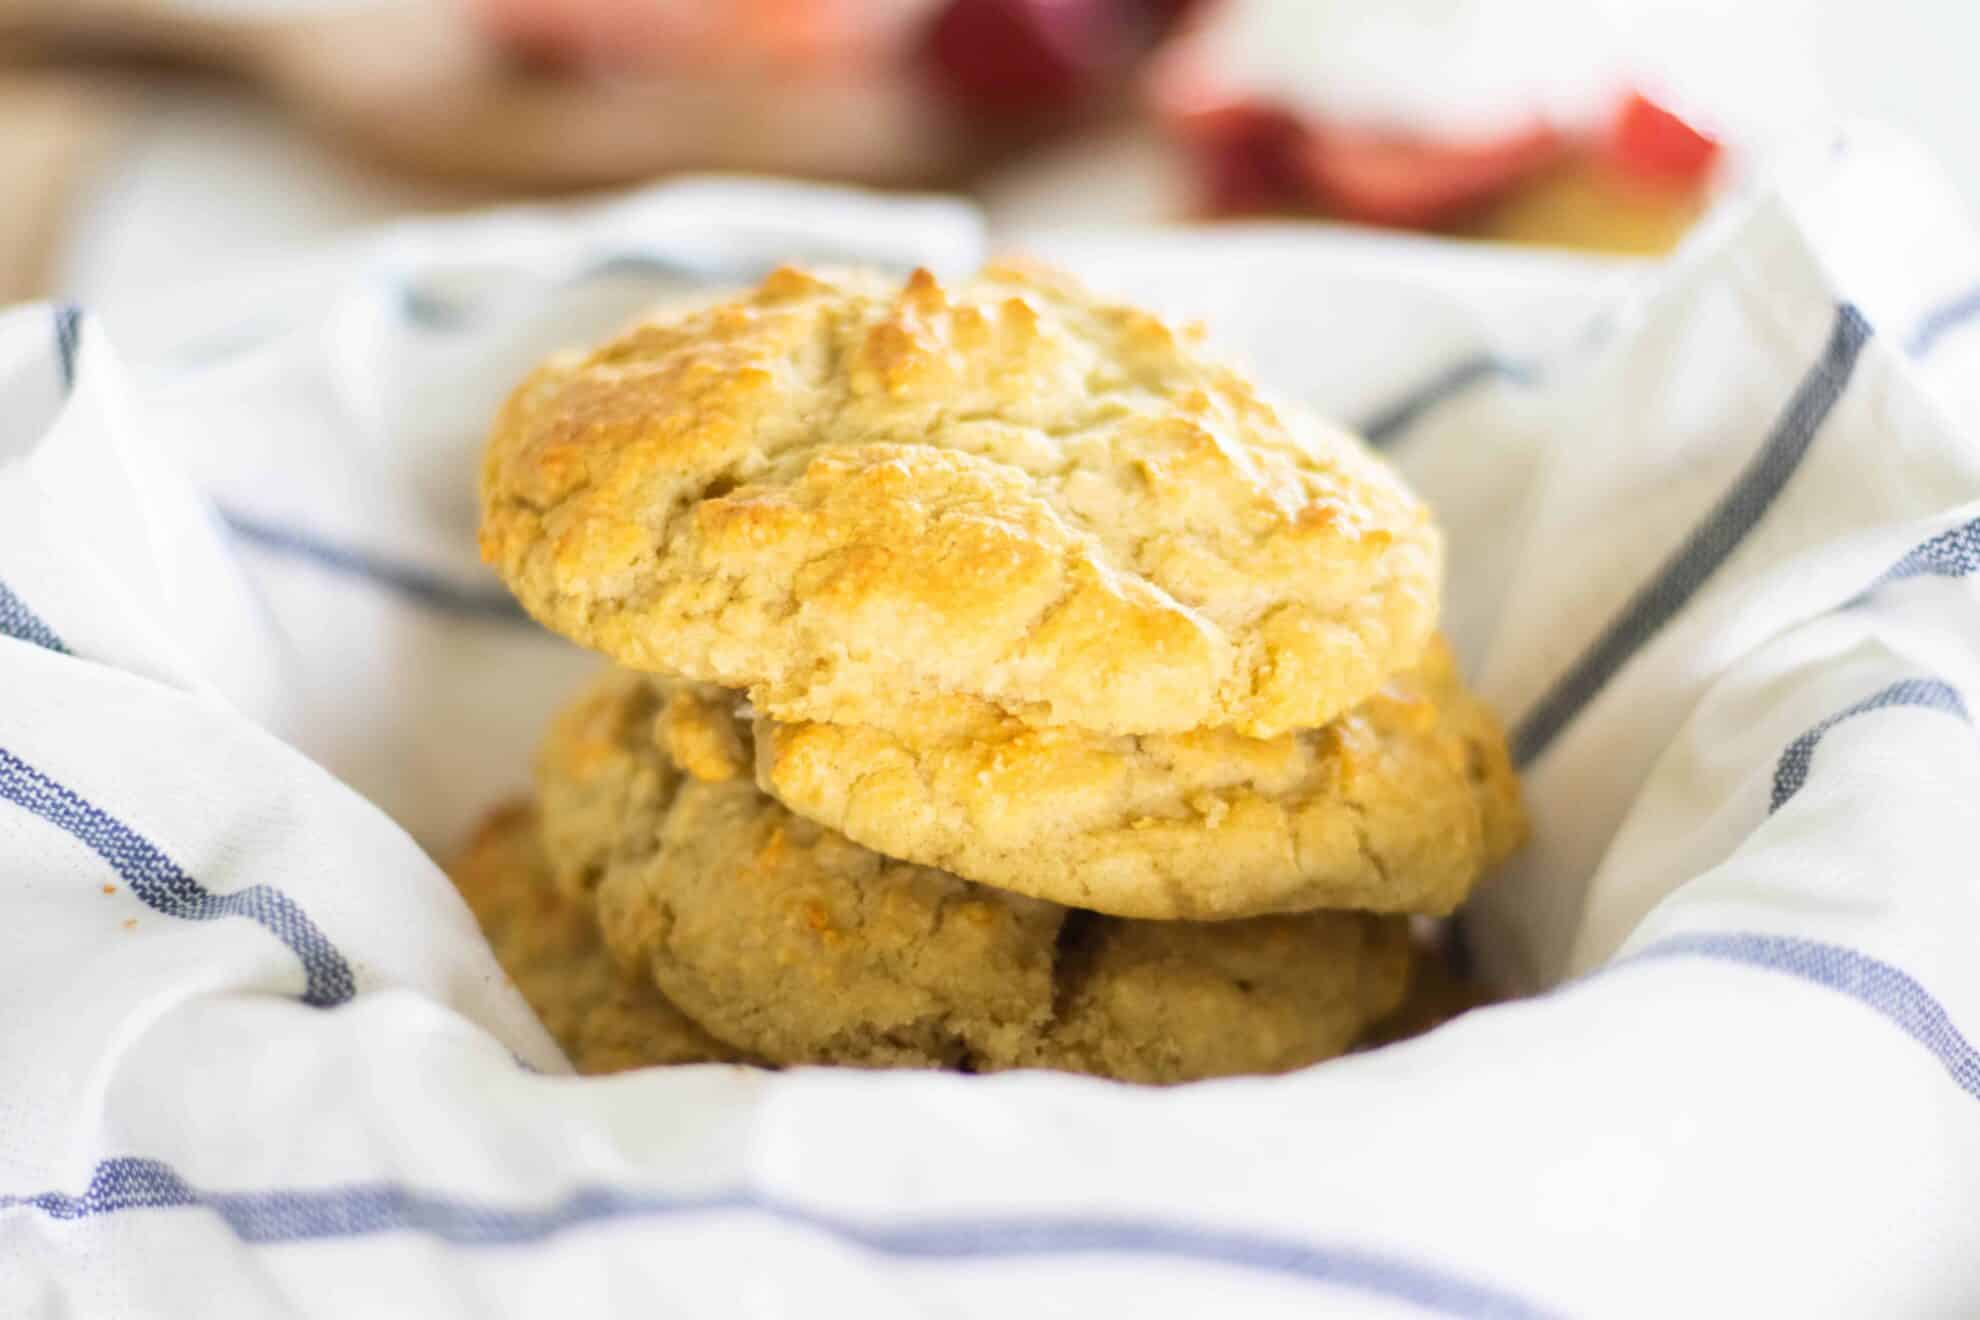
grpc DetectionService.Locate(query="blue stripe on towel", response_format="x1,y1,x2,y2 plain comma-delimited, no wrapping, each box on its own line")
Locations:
396,251,770,330
1360,354,1537,447
0,747,355,1007
219,508,526,622
1512,304,1872,766
1906,284,1980,358
54,303,82,390
1770,678,1969,811
1867,516,1980,591
0,580,66,654
0,1155,1551,1318
0,309,77,653
1629,932,1980,1100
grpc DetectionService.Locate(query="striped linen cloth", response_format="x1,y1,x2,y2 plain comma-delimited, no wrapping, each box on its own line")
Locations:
4,133,1980,1316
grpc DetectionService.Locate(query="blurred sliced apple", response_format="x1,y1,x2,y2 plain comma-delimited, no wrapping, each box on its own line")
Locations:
1148,0,1722,250
1299,122,1566,229
1468,94,1720,255
1604,92,1721,192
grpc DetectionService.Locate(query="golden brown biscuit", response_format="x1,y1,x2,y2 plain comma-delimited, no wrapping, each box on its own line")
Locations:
447,801,746,1074
542,668,1412,1083
755,636,1525,920
480,262,1440,739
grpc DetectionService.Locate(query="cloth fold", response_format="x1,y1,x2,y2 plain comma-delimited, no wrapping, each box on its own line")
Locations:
4,139,1980,1316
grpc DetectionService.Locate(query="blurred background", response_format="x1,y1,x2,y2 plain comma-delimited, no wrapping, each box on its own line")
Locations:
1,0,1975,312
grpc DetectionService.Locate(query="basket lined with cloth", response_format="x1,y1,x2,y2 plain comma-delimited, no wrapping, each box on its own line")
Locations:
3,132,1980,1315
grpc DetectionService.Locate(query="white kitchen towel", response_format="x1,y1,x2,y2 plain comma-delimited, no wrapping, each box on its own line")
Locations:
4,135,1980,1318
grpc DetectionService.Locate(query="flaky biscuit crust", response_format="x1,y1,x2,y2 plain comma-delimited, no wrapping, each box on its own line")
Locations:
755,637,1525,920
481,263,1441,738
540,668,1411,1083
447,801,744,1073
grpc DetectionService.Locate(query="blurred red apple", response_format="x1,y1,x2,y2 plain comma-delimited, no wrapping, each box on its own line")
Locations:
923,0,1133,113
1167,101,1309,214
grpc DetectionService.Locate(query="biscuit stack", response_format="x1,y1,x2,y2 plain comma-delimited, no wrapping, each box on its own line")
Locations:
452,263,1525,1084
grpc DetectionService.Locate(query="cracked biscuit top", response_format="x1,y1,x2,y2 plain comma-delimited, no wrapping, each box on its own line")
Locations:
537,667,1411,1083
480,262,1441,738
755,636,1526,921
